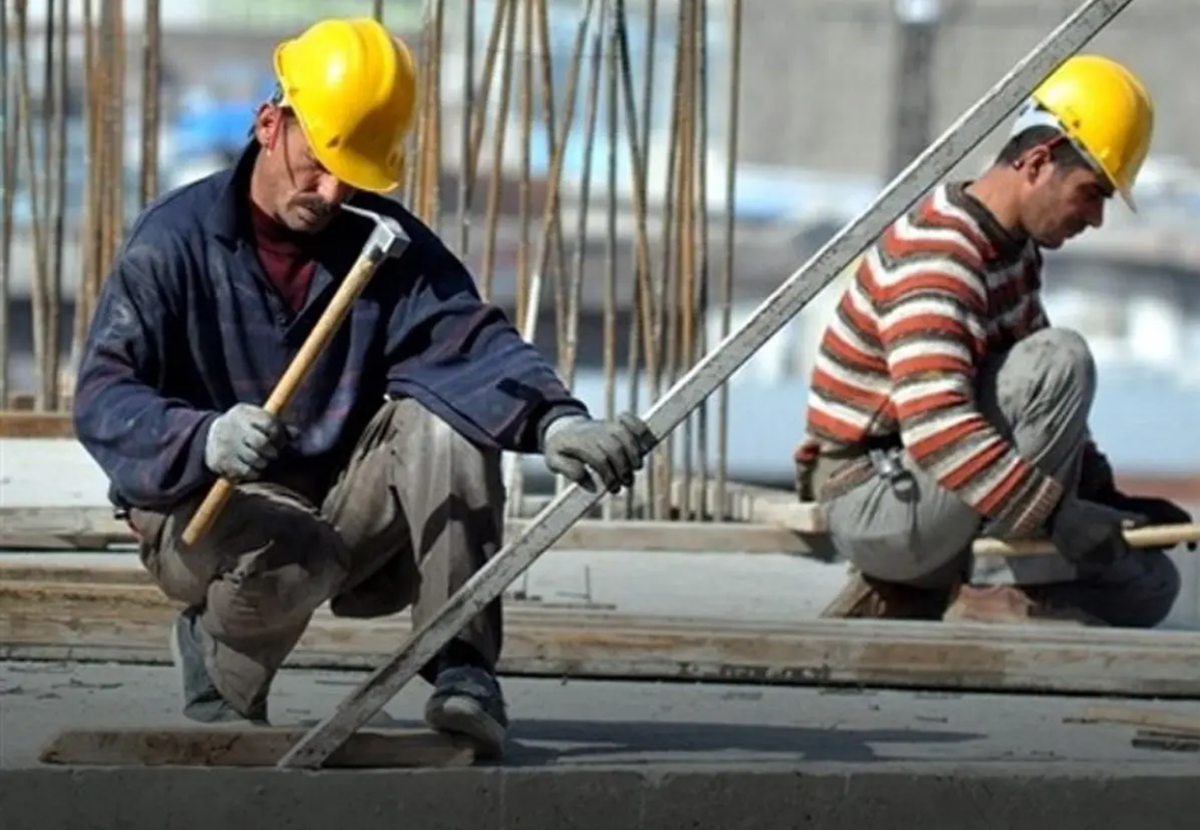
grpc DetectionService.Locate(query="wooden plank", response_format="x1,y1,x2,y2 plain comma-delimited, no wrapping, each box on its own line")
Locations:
1131,730,1200,753
0,506,820,554
715,481,829,533
5,570,1200,648
3,578,1200,697
1080,705,1200,737
38,725,475,768
5,393,73,410
0,561,156,584
0,411,75,438
660,478,828,534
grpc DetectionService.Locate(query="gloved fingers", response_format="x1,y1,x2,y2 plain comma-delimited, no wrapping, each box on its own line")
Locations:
245,431,283,463
593,434,636,488
1120,511,1150,529
606,427,647,488
617,412,654,454
1148,500,1191,525
235,406,289,447
1049,500,1131,567
580,439,626,492
235,443,272,473
613,416,649,475
221,459,256,483
1111,495,1191,526
546,453,596,493
251,416,290,448
583,445,622,493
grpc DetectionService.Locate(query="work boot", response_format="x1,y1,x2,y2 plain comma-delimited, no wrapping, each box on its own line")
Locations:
169,607,269,725
942,585,1103,626
820,569,950,620
424,664,509,758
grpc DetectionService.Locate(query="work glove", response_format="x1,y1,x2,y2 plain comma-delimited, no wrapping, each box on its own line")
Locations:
540,413,654,494
1046,494,1147,570
1079,444,1195,550
1097,493,1195,552
203,403,292,482
1078,443,1195,551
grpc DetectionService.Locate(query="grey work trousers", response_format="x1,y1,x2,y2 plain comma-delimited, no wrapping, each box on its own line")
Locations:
128,397,506,716
813,328,1179,628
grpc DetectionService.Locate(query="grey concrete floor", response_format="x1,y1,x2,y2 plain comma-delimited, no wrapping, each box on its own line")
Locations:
2,660,1200,830
4,660,1200,771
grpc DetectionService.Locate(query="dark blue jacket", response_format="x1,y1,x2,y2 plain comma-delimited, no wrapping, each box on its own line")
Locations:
73,143,588,509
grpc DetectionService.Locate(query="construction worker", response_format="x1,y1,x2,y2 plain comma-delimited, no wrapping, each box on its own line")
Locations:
71,18,651,757
795,54,1192,626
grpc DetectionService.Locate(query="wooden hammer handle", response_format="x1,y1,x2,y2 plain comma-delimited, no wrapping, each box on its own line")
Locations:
973,522,1200,558
180,247,389,547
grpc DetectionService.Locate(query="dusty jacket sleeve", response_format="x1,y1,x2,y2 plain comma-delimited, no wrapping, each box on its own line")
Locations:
384,234,588,453
72,240,220,508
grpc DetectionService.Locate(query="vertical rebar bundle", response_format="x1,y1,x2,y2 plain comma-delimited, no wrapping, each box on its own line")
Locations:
0,0,745,523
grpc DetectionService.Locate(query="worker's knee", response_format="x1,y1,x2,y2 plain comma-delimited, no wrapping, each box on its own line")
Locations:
1013,326,1097,401
376,396,503,490
162,484,349,636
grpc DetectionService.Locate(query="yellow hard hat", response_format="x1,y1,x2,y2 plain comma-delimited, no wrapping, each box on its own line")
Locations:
273,17,419,193
1019,54,1154,209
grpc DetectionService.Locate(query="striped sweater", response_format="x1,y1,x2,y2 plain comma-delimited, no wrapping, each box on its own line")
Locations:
799,182,1063,536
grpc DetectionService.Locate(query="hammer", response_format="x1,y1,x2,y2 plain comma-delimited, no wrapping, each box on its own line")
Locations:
179,204,409,547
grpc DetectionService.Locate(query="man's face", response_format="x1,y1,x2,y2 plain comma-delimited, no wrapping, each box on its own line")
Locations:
252,105,356,233
1018,143,1111,249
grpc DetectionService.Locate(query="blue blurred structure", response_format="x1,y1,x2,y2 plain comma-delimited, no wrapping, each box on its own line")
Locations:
167,69,276,159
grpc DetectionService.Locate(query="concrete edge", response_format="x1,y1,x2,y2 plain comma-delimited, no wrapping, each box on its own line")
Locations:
3,763,1199,830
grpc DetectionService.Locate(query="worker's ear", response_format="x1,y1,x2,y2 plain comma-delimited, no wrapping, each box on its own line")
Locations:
252,103,285,149
1014,144,1054,186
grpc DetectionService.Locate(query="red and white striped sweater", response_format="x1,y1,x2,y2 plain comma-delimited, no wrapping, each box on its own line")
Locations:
799,182,1063,535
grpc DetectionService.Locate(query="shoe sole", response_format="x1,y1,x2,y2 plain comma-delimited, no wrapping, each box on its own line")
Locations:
425,696,506,757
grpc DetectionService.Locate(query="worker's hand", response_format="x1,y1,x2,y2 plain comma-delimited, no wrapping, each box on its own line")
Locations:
540,413,654,494
1103,495,1195,551
204,403,293,482
1046,495,1147,569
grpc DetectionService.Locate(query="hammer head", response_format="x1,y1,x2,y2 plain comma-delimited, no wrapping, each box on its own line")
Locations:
341,203,410,261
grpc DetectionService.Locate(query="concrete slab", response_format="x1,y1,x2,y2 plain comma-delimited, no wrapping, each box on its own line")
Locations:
2,661,1199,829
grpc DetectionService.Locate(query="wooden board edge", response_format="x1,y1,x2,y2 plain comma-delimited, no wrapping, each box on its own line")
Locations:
0,505,829,554
1080,704,1200,737
0,411,74,438
37,725,477,768
5,582,1200,699
5,576,1200,649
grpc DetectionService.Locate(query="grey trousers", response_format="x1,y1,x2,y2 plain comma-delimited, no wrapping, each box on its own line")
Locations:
815,328,1179,628
128,398,506,716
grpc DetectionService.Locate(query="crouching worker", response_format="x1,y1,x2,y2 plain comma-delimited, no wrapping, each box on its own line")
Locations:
795,55,1190,627
72,17,652,757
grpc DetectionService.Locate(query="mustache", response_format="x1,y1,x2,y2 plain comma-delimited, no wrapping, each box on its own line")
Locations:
293,197,335,219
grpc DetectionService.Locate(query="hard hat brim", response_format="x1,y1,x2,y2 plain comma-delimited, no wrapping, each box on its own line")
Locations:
273,39,407,194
